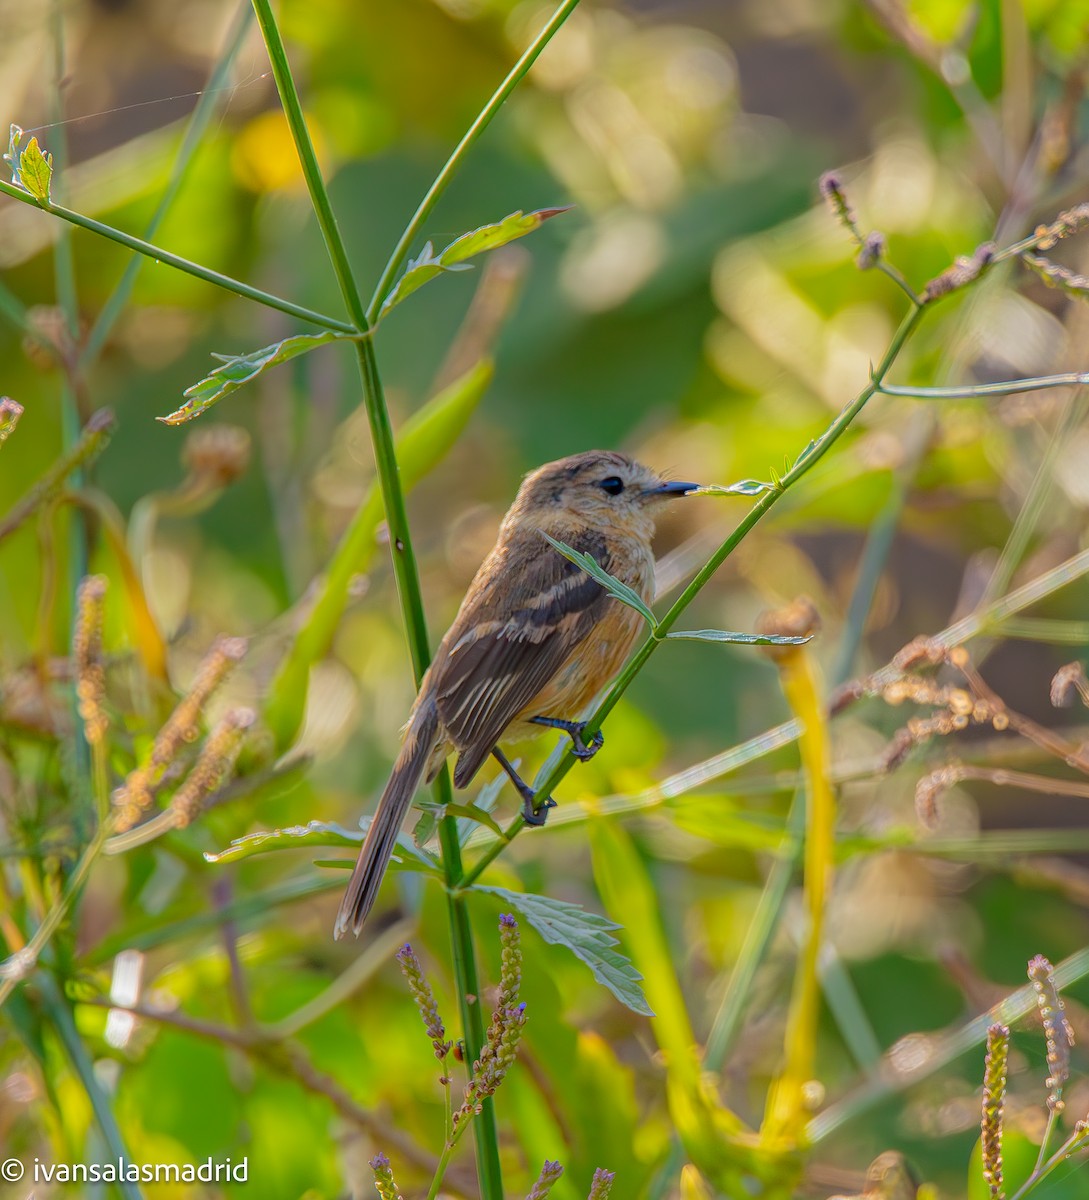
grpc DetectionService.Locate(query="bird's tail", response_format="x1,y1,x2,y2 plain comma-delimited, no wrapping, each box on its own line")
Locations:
334,697,440,939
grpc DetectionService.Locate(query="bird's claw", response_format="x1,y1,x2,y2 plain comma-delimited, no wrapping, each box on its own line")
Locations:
530,715,605,762
570,725,604,762
523,794,556,827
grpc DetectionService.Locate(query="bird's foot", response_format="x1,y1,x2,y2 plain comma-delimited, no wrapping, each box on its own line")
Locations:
522,793,556,827
529,716,604,762
493,747,557,826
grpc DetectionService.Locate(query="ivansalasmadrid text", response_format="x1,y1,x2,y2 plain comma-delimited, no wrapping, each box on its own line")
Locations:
34,1157,249,1183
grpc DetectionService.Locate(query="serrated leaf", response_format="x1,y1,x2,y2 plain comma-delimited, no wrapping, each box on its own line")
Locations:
475,885,653,1016
540,531,657,627
691,480,773,498
380,207,571,318
14,134,52,204
162,330,355,424
204,818,441,873
665,629,811,646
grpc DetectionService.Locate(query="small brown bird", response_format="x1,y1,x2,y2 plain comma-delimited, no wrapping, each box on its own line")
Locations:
334,450,699,938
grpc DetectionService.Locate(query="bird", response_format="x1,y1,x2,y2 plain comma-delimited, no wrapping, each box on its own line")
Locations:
334,449,700,938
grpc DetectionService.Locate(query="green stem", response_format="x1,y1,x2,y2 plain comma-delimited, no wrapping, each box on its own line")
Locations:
38,973,145,1200
250,0,368,330
1010,1127,1089,1199
0,816,115,1010
366,0,583,322
0,179,355,334
249,5,514,1193
876,371,1089,398
49,0,92,801
426,1139,457,1200
80,0,255,365
979,390,1087,608
807,944,1089,1143
1033,1105,1062,1174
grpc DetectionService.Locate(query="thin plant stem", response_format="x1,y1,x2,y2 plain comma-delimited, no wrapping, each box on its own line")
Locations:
249,0,368,330
427,1141,458,1200
49,0,92,808
876,371,1089,398
267,918,414,1039
38,974,145,1200
830,408,934,685
366,0,583,323
1034,1106,1062,1175
0,815,116,1009
248,5,525,1193
1010,1127,1089,1199
80,0,255,365
980,390,1088,607
807,944,1089,1142
0,179,356,334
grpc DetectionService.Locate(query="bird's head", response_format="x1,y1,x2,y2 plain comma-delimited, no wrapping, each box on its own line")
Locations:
508,450,700,539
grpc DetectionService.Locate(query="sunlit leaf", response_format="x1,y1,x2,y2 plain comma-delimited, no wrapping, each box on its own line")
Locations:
161,330,356,424
379,207,571,318
414,798,505,839
474,884,653,1016
205,818,440,873
541,532,657,627
691,480,773,497
413,766,509,849
7,127,52,204
665,629,811,646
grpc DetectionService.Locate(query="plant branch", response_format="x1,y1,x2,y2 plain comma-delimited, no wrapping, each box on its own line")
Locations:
365,0,582,322
247,6,522,1194
40,975,145,1200
876,371,1089,399
807,944,1089,1142
0,179,356,334
250,0,368,330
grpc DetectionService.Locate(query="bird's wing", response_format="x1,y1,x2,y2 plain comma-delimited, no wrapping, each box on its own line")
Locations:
434,528,614,787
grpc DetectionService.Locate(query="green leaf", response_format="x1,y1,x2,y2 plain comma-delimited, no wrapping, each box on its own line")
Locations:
414,799,505,839
162,330,355,424
665,629,811,646
7,127,53,204
264,359,494,750
414,766,508,849
691,480,773,497
540,531,657,627
204,818,441,873
380,207,571,318
474,885,653,1016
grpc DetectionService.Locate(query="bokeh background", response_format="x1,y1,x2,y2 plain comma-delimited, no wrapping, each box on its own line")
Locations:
4,0,1089,1197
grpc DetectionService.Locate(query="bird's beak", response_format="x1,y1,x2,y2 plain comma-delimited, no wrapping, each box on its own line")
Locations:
643,479,701,498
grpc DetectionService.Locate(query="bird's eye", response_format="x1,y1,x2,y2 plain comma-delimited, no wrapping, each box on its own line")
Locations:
598,476,625,496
